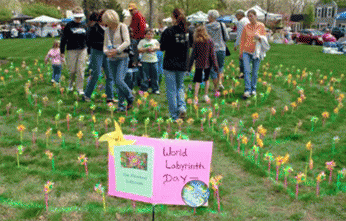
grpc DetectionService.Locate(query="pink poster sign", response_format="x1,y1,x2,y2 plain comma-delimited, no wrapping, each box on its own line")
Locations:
108,135,213,205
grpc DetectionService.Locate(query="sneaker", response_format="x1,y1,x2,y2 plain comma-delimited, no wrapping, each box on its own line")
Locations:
203,95,210,102
251,91,257,96
78,91,85,96
243,91,251,100
126,98,134,111
179,110,187,120
50,79,56,83
68,86,74,92
107,99,118,103
219,84,225,90
154,91,160,95
82,95,91,102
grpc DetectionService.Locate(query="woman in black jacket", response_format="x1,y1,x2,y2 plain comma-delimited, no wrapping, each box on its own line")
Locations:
83,10,115,103
160,8,193,121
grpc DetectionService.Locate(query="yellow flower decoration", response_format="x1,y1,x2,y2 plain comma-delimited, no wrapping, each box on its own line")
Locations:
45,128,52,136
325,161,336,170
322,111,330,119
57,130,62,138
256,138,263,148
45,150,53,160
282,153,289,164
119,117,125,124
271,107,276,115
295,172,306,183
44,181,54,193
306,141,313,151
231,126,236,135
17,124,26,132
77,131,83,140
78,154,88,165
143,91,149,98
252,113,259,120
334,107,339,114
241,136,248,144
297,97,302,104
187,118,194,125
276,156,284,166
176,119,183,126
223,126,229,135
316,171,326,182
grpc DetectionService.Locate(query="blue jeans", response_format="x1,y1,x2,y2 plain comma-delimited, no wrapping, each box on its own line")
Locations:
108,57,134,109
52,64,62,82
156,51,164,85
239,58,244,74
243,52,261,93
164,70,186,120
84,48,113,99
141,62,159,92
210,50,226,79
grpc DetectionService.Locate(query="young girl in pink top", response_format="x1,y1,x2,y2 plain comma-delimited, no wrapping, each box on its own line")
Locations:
45,40,65,83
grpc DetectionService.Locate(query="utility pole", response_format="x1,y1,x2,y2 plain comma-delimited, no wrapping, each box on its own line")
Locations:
149,0,154,28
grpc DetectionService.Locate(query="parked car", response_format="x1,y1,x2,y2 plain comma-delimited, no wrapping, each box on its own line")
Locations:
331,27,345,39
321,27,345,39
292,29,324,46
321,27,346,39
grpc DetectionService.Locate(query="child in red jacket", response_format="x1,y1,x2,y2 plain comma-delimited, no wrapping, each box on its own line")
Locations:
189,25,219,103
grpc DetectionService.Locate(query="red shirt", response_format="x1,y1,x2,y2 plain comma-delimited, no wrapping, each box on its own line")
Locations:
130,11,146,40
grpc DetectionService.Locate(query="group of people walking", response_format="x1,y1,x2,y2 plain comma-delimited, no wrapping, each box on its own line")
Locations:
44,4,270,121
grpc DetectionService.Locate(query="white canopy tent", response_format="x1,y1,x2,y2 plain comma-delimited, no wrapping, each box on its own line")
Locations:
26,15,61,37
162,17,172,23
26,15,61,23
245,5,282,21
187,11,208,23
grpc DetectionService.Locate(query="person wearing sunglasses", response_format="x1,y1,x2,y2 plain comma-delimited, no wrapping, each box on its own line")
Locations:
60,6,87,96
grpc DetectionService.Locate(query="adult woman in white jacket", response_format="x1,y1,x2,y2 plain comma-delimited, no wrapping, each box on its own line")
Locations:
102,10,134,112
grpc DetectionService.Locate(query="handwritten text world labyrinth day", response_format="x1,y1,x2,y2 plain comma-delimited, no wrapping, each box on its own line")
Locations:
163,147,207,185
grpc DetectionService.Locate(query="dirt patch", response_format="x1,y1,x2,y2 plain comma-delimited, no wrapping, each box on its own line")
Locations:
0,60,9,66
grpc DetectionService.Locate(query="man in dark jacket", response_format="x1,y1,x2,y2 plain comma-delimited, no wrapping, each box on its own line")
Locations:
60,6,88,95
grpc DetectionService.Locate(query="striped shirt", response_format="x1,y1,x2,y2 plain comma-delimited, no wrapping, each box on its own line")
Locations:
235,17,250,48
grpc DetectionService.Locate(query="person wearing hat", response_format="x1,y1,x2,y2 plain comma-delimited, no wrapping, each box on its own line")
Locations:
128,3,147,66
60,6,88,96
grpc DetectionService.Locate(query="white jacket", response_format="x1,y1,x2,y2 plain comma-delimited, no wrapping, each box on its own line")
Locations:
253,35,270,60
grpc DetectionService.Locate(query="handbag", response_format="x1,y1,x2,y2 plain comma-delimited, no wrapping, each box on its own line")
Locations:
219,22,231,56
120,24,134,55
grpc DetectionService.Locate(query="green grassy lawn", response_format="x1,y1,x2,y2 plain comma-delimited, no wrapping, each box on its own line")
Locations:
0,37,346,221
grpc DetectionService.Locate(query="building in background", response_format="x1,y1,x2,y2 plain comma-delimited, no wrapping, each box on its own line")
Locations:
314,0,338,29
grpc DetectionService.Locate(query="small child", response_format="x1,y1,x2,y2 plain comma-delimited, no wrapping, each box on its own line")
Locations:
189,25,219,103
138,28,161,94
45,40,65,83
